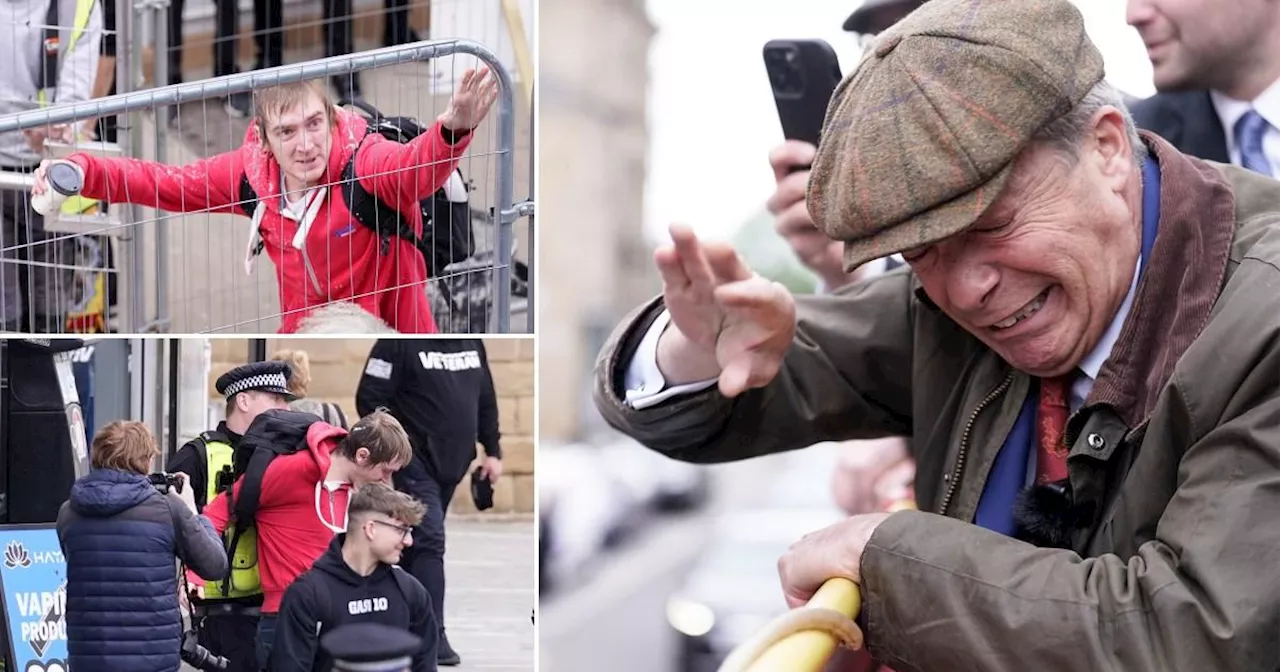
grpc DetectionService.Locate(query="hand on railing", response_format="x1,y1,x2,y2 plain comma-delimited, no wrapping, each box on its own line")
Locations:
716,577,864,672
717,498,918,672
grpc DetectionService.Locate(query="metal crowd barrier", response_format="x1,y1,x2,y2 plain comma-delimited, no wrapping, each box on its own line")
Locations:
0,38,532,334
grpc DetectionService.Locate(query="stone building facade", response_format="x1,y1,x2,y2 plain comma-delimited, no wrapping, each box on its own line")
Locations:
207,338,534,516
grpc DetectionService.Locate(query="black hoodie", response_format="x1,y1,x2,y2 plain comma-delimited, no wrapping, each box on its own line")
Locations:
268,535,436,672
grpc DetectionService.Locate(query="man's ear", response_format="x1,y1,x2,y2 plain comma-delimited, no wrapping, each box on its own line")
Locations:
356,447,371,465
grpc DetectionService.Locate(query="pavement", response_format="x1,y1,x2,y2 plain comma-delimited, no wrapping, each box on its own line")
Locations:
182,517,535,671
116,38,531,334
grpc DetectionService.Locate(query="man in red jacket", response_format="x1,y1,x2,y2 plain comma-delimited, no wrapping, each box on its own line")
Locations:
31,68,498,333
194,408,414,667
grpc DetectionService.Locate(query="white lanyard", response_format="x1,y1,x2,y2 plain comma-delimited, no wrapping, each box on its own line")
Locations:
313,480,350,534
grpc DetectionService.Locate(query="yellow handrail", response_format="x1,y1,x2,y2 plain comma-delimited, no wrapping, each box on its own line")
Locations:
719,499,918,672
742,578,862,672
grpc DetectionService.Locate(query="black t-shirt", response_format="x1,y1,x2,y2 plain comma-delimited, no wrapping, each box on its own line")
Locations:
355,339,501,482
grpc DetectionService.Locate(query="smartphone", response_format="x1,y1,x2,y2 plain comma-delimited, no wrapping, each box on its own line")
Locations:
763,38,844,149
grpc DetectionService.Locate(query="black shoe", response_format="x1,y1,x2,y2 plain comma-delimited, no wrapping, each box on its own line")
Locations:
224,91,253,119
437,634,460,666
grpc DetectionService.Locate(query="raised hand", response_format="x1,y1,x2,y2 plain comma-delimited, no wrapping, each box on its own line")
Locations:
438,67,500,132
654,224,797,398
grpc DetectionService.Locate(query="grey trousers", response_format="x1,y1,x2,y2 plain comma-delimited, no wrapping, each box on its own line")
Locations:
0,187,78,331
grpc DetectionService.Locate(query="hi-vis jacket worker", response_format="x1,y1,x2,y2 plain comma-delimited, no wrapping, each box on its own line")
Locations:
0,0,101,332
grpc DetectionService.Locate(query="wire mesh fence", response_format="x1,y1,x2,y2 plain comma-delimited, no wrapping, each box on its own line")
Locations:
0,0,533,334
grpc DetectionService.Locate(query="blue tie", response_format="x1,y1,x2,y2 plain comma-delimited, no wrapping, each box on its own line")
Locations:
1235,109,1274,177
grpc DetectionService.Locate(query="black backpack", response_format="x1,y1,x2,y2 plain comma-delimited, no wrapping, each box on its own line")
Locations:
237,98,477,276
218,409,325,594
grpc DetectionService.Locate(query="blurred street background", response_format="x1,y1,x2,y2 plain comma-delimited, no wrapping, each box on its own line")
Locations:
539,1,1159,670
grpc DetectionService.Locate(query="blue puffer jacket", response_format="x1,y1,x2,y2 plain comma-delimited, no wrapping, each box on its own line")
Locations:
56,469,228,672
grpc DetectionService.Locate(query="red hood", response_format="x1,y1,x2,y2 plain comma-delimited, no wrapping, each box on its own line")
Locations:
305,421,349,473
238,107,370,212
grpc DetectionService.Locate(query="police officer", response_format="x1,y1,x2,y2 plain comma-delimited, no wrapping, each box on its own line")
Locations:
168,360,293,672
322,624,424,672
355,339,504,667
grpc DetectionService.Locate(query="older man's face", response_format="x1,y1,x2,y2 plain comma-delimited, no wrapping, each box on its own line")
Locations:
1126,0,1277,93
903,113,1142,377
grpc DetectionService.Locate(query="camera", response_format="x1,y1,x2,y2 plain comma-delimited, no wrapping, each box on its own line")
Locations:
148,472,184,495
180,628,229,671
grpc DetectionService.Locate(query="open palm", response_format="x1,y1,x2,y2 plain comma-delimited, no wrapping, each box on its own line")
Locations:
439,67,500,132
657,225,797,397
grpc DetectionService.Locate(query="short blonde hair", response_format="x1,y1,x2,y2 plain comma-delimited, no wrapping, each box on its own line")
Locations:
336,409,412,467
252,80,336,145
270,349,311,398
349,482,426,527
91,421,160,475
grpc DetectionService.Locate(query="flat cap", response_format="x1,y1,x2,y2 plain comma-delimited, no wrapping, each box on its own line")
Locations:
321,623,422,671
808,0,1105,271
214,361,295,400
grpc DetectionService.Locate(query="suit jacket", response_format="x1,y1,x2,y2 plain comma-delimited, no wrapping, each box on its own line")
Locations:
1129,90,1230,163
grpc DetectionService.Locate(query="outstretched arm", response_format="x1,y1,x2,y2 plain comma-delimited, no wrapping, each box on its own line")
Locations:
60,150,247,215
356,67,498,214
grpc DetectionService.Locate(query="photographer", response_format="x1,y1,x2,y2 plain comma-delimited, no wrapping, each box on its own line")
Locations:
56,421,228,672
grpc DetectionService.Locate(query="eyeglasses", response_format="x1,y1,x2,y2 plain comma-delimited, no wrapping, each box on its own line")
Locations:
372,519,413,541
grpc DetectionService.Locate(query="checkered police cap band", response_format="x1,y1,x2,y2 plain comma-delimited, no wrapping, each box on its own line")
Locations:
223,372,289,399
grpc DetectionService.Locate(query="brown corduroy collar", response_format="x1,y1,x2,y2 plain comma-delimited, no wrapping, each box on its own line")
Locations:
1079,131,1236,430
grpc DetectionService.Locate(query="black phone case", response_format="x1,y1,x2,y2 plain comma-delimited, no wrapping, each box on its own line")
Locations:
763,39,844,148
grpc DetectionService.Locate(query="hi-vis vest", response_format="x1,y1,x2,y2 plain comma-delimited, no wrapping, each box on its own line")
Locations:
198,434,263,601
37,0,102,217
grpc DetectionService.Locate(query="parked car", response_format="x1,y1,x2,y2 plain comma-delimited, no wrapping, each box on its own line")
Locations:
665,444,849,671
665,505,847,671
538,441,647,593
594,433,712,512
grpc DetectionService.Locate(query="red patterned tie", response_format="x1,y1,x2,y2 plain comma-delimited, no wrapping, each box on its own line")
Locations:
1036,374,1073,485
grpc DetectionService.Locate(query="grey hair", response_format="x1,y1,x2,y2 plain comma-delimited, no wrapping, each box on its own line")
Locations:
1031,79,1149,165
295,302,396,334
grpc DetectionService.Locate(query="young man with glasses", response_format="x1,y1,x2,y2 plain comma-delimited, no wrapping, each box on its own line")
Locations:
268,482,436,672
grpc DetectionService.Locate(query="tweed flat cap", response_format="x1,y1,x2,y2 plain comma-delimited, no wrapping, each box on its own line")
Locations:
808,0,1105,272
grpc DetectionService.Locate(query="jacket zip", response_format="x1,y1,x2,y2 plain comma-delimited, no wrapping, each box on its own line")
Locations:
938,369,1016,517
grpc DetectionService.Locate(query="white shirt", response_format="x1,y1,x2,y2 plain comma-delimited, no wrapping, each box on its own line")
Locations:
1210,77,1280,177
623,255,1143,413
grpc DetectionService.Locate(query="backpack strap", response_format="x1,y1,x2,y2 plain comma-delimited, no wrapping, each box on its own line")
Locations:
340,147,423,258
323,402,349,431
238,174,267,257
315,577,334,636
389,566,416,604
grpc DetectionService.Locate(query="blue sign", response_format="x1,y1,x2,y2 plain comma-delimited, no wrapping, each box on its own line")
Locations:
0,525,67,672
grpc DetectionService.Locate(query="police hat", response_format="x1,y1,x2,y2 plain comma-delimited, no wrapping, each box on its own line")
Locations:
214,361,296,401
842,0,926,35
321,623,422,672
